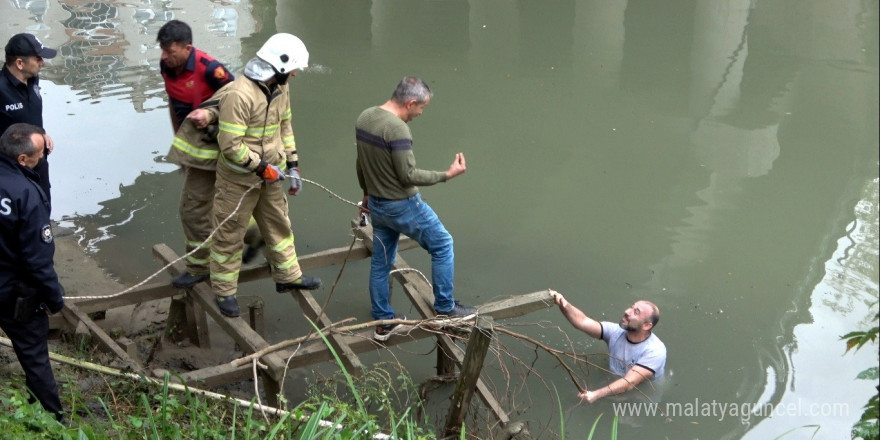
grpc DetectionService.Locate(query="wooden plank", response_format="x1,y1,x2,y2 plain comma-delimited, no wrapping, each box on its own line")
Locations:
177,327,430,385
445,316,494,436
284,289,365,375
165,296,187,342
60,237,419,316
71,281,178,315
161,285,551,388
474,291,555,320
61,303,141,371
261,372,282,408
237,235,419,284
116,337,139,362
152,244,289,382
175,289,551,388
248,301,266,337
185,293,211,348
437,342,456,376
174,361,255,388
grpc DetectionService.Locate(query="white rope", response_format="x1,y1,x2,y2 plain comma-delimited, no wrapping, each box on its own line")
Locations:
63,178,361,301
302,177,359,207
389,267,432,288
65,181,259,300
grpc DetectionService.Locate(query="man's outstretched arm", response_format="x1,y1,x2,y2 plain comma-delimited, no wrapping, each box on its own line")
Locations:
580,365,655,403
550,290,602,339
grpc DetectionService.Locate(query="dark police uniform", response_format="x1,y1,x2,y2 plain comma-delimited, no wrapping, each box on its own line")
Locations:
0,65,51,205
160,48,234,126
0,153,64,421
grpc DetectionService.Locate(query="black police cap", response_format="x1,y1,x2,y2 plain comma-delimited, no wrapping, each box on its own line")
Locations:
5,33,57,59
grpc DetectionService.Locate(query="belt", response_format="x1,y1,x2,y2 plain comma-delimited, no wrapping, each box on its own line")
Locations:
370,194,417,202
370,195,401,202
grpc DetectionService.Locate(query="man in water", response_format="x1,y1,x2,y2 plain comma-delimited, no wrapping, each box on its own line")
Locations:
550,291,666,403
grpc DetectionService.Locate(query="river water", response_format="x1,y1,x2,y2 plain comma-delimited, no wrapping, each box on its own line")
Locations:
2,0,877,438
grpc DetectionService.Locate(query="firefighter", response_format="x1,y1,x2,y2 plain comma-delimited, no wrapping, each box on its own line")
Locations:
210,33,321,317
158,20,264,288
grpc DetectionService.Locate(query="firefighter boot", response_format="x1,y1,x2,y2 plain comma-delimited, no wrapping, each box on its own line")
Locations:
215,295,240,317
276,275,322,292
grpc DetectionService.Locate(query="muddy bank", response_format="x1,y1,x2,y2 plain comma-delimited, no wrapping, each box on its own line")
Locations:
52,224,168,338
2,224,244,386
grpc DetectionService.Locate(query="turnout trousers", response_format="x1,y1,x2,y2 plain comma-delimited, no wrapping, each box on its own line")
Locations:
210,172,302,297
0,308,63,420
179,166,261,276
179,167,215,276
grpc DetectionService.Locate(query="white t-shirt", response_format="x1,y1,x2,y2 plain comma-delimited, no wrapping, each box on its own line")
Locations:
600,321,666,379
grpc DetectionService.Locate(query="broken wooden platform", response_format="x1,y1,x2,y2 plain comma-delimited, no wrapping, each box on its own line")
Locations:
57,222,554,431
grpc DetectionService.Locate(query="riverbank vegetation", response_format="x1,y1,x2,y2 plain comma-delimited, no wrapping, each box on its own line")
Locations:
1,361,438,439
842,306,879,440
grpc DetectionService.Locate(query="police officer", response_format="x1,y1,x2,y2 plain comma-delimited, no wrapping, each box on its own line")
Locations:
0,33,57,206
0,123,65,422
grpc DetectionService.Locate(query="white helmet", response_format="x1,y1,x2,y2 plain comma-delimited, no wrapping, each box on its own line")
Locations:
256,33,309,74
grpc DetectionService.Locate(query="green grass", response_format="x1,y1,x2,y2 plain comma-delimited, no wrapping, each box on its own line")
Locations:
0,321,438,439
0,369,438,440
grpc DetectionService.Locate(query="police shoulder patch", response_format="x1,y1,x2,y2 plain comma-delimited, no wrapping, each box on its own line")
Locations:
41,224,53,243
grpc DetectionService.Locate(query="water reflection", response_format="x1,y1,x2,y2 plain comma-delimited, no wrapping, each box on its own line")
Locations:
6,0,51,30
2,0,877,438
638,0,878,436
742,178,879,439
0,0,258,223
14,0,256,112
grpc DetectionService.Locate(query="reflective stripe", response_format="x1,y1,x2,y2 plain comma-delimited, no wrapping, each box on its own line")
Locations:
230,145,250,163
270,234,295,253
219,150,252,174
186,255,210,266
274,254,299,271
245,124,280,137
186,239,212,248
172,136,219,160
267,234,297,270
211,248,243,264
219,120,247,136
282,134,295,148
282,108,292,120
211,271,239,282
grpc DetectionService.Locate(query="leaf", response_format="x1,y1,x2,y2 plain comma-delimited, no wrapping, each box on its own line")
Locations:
845,336,864,353
128,415,143,428
857,367,880,381
852,420,879,440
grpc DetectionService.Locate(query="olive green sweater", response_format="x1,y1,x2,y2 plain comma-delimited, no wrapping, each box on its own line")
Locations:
355,106,446,200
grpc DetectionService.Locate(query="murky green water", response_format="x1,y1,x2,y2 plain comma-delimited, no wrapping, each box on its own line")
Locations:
3,0,877,437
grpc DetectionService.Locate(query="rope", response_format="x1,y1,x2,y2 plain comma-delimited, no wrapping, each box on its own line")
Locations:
302,177,359,207
390,267,431,287
63,177,360,300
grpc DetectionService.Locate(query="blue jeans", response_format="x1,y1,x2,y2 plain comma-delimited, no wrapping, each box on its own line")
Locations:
368,193,455,319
